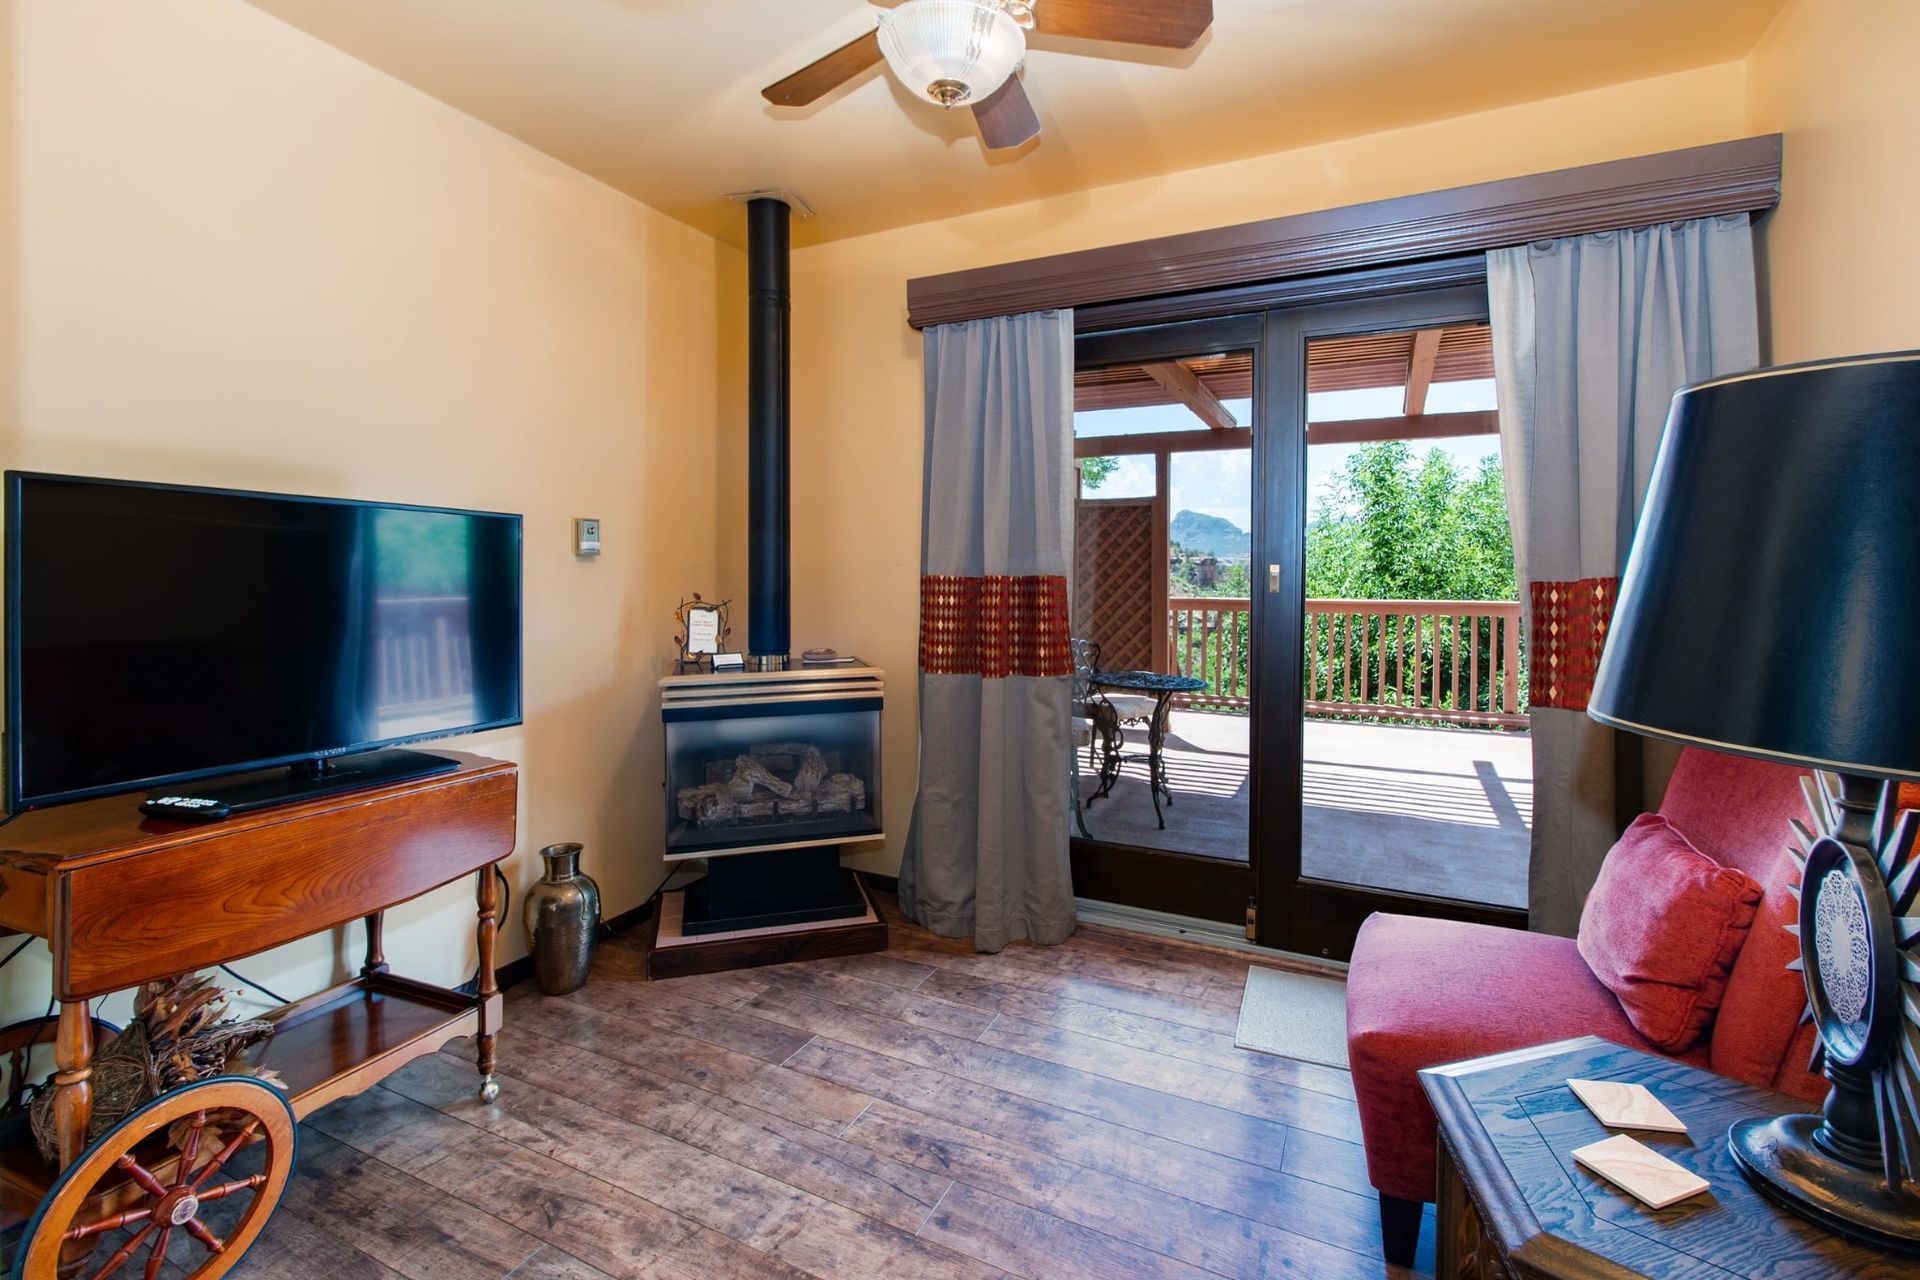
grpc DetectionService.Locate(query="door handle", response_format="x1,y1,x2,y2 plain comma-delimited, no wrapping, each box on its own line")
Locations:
1268,563,1281,594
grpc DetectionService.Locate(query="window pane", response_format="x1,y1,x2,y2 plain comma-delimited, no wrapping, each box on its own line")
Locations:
1300,329,1527,912
1072,352,1252,866
1426,377,1498,413
1077,454,1156,499
1076,403,1200,439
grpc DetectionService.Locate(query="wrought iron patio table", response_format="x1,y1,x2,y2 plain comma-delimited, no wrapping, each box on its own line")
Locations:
1086,669,1206,829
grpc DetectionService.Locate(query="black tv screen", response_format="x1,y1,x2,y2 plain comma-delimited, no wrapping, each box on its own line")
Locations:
5,472,523,809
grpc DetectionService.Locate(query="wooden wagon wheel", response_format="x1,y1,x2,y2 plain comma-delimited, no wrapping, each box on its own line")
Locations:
11,1075,296,1280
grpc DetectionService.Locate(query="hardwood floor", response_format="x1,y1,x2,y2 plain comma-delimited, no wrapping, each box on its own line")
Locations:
234,900,1436,1279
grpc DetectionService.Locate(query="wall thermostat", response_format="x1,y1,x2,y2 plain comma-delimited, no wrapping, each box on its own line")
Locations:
575,517,601,557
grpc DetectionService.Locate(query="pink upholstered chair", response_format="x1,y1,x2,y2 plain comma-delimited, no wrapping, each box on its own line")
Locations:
1345,747,1826,1266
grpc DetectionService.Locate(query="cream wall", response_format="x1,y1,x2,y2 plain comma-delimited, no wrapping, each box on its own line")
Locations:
0,0,741,1022
1747,0,1920,362
789,63,1755,876
5,0,1900,1004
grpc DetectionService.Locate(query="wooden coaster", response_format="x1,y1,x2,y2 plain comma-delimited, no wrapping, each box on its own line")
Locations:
1567,1078,1689,1134
1570,1134,1710,1209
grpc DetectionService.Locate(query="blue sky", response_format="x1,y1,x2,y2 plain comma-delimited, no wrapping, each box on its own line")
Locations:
1077,378,1500,536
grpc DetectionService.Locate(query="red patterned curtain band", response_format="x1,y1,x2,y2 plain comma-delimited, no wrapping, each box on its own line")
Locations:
1530,576,1618,711
920,574,1072,678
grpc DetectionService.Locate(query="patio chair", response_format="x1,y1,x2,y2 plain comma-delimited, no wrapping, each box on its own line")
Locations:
1071,639,1157,725
1069,638,1122,833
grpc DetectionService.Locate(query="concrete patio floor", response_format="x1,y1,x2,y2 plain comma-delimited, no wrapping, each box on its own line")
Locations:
1076,711,1532,910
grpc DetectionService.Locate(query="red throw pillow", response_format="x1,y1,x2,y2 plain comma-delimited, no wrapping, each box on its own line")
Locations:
1577,813,1764,1053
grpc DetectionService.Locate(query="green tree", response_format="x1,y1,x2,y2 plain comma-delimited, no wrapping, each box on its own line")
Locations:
1305,441,1514,601
1078,455,1120,491
1302,442,1522,722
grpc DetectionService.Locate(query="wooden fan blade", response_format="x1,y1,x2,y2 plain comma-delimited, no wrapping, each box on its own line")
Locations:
763,29,883,106
1034,0,1212,49
972,76,1041,150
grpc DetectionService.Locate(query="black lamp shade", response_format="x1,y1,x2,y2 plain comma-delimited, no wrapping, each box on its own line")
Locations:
1589,350,1920,782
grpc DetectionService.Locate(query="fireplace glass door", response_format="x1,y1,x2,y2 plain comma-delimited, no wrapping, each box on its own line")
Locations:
664,691,883,859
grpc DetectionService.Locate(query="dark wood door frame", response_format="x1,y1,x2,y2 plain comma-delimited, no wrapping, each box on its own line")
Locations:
1068,293,1534,945
1256,285,1527,961
1077,255,1489,335
1075,314,1264,367
1037,136,1780,944
906,135,1781,330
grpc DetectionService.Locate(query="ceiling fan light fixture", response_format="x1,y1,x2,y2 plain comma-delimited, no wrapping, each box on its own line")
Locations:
877,0,1027,108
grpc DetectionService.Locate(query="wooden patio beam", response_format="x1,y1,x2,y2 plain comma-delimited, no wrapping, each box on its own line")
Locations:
1075,412,1489,458
1309,410,1497,447
1075,427,1251,459
1142,360,1238,430
1404,328,1441,416
1073,410,1495,457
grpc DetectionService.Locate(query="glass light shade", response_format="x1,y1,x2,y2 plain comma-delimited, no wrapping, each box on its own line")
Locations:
877,0,1025,107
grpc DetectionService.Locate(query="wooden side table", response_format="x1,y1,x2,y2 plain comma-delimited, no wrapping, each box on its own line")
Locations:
1420,1036,1909,1278
0,752,518,1179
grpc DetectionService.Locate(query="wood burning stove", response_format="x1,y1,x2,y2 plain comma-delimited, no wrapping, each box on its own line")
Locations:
661,662,883,858
658,660,885,936
647,195,888,962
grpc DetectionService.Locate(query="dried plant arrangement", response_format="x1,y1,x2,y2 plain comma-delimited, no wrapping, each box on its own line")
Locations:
29,972,280,1161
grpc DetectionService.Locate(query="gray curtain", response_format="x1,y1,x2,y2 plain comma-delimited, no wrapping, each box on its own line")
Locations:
899,309,1077,953
1488,214,1758,935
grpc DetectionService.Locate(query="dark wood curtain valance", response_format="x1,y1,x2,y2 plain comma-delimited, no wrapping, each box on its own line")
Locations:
905,135,1782,330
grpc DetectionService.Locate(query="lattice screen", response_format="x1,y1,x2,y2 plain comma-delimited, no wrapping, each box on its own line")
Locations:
1073,499,1155,671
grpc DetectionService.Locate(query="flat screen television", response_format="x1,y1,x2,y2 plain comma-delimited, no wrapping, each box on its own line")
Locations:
5,472,523,812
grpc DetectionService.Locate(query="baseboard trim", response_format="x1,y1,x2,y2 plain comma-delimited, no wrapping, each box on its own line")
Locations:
495,954,534,992
855,875,1345,976
547,870,1334,979
501,866,705,991
1073,897,1349,976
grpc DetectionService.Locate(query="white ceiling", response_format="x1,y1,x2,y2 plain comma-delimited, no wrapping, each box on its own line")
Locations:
243,0,1788,247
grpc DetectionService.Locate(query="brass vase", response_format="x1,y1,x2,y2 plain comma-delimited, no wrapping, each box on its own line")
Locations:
523,842,602,996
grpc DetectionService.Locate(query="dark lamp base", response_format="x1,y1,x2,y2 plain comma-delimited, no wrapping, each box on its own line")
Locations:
1730,1114,1920,1255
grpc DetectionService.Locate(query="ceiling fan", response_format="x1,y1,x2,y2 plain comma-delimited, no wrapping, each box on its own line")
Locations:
762,0,1213,151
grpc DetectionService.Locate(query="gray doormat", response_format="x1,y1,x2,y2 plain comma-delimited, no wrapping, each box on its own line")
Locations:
1234,965,1350,1069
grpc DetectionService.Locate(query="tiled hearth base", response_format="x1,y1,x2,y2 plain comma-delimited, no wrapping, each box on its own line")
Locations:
645,869,889,979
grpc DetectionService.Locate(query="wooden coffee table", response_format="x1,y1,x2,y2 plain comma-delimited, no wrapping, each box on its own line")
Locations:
1420,1036,1910,1278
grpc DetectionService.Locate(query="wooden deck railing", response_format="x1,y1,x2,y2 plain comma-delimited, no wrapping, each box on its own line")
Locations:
1166,597,1528,728
1168,597,1251,710
1306,599,1527,728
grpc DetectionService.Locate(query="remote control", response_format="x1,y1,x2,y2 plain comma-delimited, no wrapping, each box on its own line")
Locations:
140,794,232,822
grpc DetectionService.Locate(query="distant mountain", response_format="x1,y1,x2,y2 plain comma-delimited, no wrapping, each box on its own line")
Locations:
1170,509,1250,558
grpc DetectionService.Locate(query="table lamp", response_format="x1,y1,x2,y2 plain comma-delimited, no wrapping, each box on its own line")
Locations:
1589,350,1920,1253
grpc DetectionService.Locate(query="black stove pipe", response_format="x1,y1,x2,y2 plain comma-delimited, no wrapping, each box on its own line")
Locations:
746,197,791,666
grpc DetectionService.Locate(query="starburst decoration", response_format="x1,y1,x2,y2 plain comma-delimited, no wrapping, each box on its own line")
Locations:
1787,771,1920,1191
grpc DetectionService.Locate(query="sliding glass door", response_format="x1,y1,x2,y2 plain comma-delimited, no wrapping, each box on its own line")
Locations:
1068,316,1271,925
1255,286,1530,959
1067,287,1530,958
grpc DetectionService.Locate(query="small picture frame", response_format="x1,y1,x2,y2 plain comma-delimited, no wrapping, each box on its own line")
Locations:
674,595,732,669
